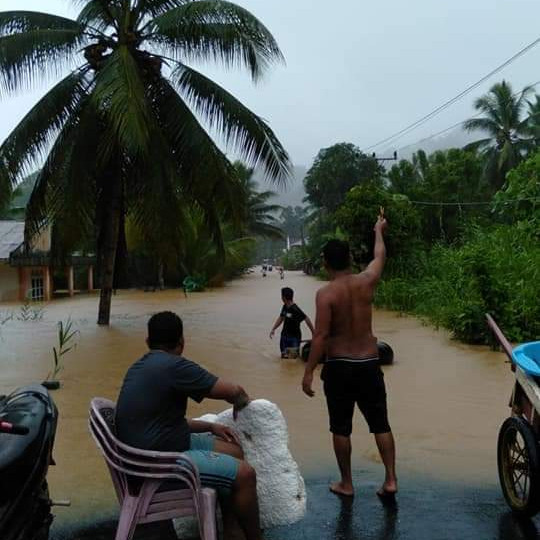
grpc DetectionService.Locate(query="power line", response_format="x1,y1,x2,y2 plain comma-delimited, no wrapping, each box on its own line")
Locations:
408,197,540,207
363,37,540,152
396,79,540,153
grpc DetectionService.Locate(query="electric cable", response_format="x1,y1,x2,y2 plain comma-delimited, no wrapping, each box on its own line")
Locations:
363,37,540,152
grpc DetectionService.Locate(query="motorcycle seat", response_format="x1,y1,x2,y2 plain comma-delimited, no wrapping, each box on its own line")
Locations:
0,385,50,504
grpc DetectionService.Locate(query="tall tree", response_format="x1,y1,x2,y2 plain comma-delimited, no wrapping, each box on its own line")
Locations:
304,143,383,213
464,80,532,189
0,1,291,324
525,94,540,148
388,148,488,243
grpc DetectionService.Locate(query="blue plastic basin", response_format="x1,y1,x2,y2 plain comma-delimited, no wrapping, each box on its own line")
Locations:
512,341,540,377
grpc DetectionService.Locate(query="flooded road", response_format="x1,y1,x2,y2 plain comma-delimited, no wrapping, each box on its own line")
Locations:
0,270,522,535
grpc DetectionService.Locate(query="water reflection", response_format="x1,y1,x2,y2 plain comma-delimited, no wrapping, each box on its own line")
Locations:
334,497,397,540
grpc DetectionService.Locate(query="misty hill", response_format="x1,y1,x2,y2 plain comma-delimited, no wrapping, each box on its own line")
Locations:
253,165,307,208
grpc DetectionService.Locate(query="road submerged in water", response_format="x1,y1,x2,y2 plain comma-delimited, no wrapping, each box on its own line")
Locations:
0,270,538,538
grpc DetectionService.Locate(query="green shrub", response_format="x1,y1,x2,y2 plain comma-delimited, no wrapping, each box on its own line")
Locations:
375,224,540,344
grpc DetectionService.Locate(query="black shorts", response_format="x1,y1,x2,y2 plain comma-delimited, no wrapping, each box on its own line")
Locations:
321,359,391,436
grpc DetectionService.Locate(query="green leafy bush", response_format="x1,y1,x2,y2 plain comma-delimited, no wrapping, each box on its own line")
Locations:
375,225,540,343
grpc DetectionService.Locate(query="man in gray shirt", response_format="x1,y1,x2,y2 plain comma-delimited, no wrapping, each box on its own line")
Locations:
116,311,262,540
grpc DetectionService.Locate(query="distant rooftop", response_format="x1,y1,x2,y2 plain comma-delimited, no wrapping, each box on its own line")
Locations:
0,221,24,260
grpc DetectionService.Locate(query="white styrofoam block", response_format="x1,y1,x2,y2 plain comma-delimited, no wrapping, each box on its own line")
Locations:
173,399,306,536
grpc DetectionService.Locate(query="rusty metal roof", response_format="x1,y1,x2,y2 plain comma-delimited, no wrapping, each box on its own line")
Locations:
0,221,24,260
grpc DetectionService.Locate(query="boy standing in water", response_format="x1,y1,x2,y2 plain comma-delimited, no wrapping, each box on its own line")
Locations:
270,287,314,358
301,217,397,499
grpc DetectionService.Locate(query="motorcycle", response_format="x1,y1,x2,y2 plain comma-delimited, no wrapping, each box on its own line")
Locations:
0,384,59,540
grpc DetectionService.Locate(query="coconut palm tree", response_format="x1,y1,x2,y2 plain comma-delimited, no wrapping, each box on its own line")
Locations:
0,1,291,324
525,94,540,148
464,80,533,189
177,209,255,282
234,162,283,239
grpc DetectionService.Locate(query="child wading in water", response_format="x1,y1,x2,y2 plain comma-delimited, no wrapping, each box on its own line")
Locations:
270,287,314,358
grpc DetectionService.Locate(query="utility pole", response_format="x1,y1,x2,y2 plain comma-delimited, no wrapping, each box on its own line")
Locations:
371,151,398,163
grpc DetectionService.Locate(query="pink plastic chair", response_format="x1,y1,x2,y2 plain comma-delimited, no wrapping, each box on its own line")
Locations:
89,397,217,540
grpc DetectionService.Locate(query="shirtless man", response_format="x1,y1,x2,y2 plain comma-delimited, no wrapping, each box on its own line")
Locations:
301,216,397,499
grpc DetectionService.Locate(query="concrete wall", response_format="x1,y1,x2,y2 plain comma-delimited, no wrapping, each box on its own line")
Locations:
0,263,19,302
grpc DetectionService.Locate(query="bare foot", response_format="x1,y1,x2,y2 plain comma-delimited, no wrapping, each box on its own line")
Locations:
376,479,398,498
329,481,354,497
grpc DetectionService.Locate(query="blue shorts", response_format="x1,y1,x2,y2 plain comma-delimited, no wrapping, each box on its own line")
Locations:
280,335,300,355
181,433,239,495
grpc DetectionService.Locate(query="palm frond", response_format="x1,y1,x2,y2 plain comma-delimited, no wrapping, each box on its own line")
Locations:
0,11,82,36
149,75,244,243
25,99,101,241
172,63,291,184
248,220,283,239
463,117,499,135
0,28,87,95
472,95,502,126
76,1,120,32
463,137,493,152
91,46,153,156
0,69,90,185
146,0,284,81
252,201,282,214
149,75,235,187
134,0,187,20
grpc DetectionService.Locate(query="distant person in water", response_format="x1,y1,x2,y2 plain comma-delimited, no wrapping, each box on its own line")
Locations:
301,217,397,500
270,287,314,358
279,267,285,280
115,311,263,540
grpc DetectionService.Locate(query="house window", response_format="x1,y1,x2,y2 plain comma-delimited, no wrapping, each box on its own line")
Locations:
30,269,44,301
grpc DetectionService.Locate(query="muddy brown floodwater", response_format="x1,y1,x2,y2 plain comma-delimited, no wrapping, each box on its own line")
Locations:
0,270,511,528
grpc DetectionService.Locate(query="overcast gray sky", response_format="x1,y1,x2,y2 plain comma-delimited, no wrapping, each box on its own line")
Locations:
2,0,540,167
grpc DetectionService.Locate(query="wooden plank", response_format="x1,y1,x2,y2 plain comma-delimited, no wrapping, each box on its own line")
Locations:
516,367,540,413
486,313,514,360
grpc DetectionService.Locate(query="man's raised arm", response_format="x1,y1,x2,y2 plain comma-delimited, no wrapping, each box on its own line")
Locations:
363,217,388,283
208,379,250,420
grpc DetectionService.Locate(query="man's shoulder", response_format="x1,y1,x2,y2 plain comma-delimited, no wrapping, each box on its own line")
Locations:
319,274,369,297
291,303,306,315
317,282,335,297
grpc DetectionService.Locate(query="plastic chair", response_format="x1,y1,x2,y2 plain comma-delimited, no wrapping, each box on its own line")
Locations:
89,398,217,540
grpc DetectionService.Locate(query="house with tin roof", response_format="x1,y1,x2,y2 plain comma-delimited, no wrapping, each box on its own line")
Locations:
0,221,25,301
0,220,95,302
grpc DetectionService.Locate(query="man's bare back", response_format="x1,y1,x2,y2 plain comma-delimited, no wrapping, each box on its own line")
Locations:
319,272,378,359
301,217,397,499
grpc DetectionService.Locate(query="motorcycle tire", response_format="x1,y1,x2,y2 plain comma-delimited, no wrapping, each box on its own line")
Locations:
377,341,394,365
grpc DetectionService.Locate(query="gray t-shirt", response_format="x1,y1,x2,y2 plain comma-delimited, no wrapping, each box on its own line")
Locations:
115,351,218,452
